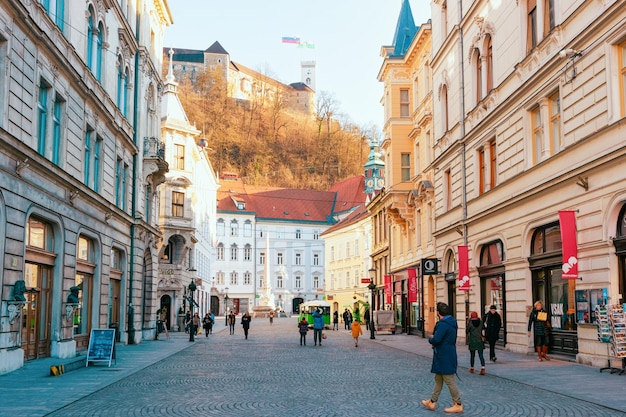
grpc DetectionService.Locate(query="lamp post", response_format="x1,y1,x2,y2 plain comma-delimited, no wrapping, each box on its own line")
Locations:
224,287,229,326
188,280,197,342
368,267,377,340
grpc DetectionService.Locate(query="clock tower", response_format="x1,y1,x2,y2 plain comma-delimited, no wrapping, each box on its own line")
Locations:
364,138,385,194
301,61,316,91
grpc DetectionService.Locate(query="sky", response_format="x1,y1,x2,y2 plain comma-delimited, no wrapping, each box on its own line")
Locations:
163,0,431,129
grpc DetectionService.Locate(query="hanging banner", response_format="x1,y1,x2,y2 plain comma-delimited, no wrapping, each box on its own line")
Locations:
458,245,470,291
384,275,392,304
408,268,417,303
559,210,579,279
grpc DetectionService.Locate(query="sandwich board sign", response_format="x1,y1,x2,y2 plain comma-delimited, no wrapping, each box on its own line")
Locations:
86,328,116,367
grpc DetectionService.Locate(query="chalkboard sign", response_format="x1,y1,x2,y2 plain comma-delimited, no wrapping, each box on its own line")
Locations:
86,328,116,367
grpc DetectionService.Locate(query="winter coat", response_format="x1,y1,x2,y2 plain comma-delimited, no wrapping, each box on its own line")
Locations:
528,309,548,336
483,311,502,342
428,315,458,375
312,310,325,330
351,321,363,338
298,321,309,334
466,318,485,351
241,314,251,329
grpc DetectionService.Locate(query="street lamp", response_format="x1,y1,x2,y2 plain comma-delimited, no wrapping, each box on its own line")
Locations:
224,287,229,326
188,280,197,342
368,267,377,340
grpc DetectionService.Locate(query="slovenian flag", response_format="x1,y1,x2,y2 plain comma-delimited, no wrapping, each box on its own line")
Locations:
281,36,300,44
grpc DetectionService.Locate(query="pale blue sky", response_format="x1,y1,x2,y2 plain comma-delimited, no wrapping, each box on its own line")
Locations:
164,1,431,129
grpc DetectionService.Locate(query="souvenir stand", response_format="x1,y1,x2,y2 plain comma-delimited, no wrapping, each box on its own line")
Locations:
598,304,626,374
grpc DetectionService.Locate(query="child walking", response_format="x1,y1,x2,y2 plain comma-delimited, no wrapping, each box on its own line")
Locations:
467,311,486,375
298,317,309,346
351,319,363,347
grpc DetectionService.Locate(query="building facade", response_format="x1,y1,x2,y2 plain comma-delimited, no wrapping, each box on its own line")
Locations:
385,0,626,368
0,0,171,374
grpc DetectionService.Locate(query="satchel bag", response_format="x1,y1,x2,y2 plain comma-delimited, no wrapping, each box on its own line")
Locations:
537,311,548,322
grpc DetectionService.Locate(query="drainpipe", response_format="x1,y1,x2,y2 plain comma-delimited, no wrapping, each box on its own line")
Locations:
458,0,470,329
127,0,143,344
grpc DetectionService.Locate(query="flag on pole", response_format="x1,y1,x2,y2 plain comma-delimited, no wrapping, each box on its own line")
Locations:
458,246,470,291
559,210,579,279
281,36,300,44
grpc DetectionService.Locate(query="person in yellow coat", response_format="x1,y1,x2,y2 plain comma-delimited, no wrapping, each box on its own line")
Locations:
351,320,363,347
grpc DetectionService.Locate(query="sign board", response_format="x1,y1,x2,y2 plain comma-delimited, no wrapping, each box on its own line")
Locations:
361,278,371,284
421,258,439,275
86,328,116,367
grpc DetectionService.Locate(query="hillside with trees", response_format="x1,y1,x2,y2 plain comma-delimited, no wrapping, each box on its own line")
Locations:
175,68,378,190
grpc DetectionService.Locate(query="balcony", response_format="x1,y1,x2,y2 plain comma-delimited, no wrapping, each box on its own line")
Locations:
143,137,168,187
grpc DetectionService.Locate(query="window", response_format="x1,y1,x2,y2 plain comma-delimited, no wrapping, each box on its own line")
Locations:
115,158,122,206
27,217,54,249
489,140,497,190
172,191,184,217
441,1,448,38
230,220,238,237
313,253,319,266
277,252,283,265
295,253,302,265
277,275,283,289
346,242,351,258
217,244,224,261
330,246,335,262
401,153,411,181
43,0,65,31
354,239,359,256
441,85,449,132
620,40,626,117
259,276,264,288
527,0,538,52
295,276,302,289
75,235,96,343
313,230,319,239
86,7,95,70
95,22,104,81
52,95,63,165
313,276,320,289
486,36,493,93
244,245,251,261
543,0,555,37
230,244,238,261
244,220,252,237
478,147,486,195
117,56,126,114
444,169,452,211
474,48,482,103
217,219,225,236
37,81,49,157
259,252,265,265
548,92,561,155
295,229,302,239
230,272,237,285
346,271,350,288
400,88,410,117
531,105,543,164
92,135,102,192
244,272,251,285
217,272,224,285
84,128,92,186
174,144,185,170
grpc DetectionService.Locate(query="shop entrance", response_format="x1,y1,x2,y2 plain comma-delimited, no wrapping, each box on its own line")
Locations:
22,264,51,360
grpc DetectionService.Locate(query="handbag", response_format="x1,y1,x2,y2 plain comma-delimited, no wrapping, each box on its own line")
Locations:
537,311,548,322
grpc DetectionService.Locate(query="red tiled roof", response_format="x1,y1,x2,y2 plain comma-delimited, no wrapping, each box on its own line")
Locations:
328,175,366,214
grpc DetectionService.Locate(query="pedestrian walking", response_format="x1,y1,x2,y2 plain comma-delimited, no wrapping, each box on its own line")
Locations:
269,310,274,325
184,311,191,333
228,311,236,335
351,319,363,347
202,313,213,337
192,312,201,335
241,312,252,339
483,304,502,362
528,300,550,362
347,310,353,330
364,307,371,331
208,310,215,334
343,309,349,330
313,308,324,346
333,310,339,331
467,311,486,375
421,302,463,414
298,317,309,346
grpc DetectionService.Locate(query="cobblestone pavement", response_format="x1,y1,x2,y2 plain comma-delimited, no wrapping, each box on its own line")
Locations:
16,318,621,417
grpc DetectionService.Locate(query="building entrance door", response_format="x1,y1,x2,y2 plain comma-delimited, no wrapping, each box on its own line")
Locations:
22,263,51,360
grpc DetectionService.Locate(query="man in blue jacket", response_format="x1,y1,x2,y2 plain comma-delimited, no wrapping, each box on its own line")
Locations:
312,308,324,346
421,302,463,413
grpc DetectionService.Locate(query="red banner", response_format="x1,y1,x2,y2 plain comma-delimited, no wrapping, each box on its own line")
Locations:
408,268,417,303
559,210,578,279
384,275,392,304
458,246,470,291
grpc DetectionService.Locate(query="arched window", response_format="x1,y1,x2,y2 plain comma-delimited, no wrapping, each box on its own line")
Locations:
478,240,505,344
86,7,95,70
473,48,482,103
485,35,493,93
75,234,97,349
441,84,449,132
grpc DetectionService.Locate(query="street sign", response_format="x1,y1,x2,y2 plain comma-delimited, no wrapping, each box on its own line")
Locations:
421,258,439,275
361,278,371,284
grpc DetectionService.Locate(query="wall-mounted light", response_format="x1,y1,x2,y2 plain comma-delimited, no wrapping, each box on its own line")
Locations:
560,48,582,83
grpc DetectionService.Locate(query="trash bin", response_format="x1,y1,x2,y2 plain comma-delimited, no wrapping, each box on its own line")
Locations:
109,322,120,343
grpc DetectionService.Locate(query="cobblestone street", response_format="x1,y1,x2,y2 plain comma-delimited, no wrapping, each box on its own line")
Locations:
35,318,626,417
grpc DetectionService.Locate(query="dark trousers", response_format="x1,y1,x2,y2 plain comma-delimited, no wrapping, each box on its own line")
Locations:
229,323,235,334
488,339,496,360
243,328,249,339
313,328,322,345
300,332,307,345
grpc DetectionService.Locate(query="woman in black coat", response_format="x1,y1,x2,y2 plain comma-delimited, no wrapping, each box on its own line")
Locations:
241,312,252,340
483,305,502,362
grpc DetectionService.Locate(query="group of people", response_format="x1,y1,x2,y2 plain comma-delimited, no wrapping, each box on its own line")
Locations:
226,311,252,339
300,308,363,348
